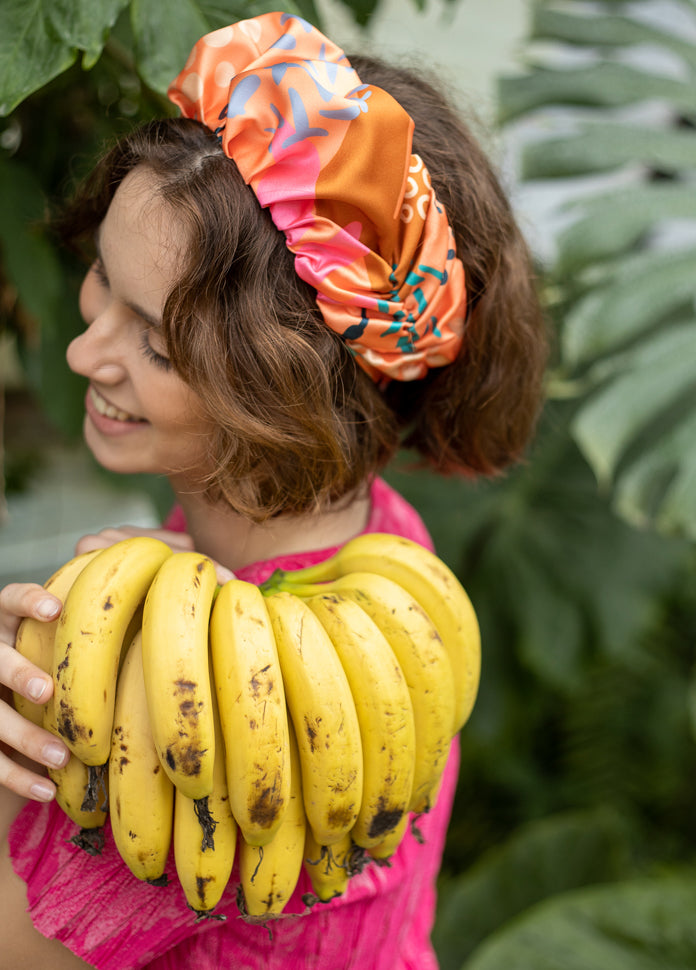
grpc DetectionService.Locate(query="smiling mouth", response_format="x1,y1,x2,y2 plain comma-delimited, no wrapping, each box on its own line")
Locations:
89,386,145,423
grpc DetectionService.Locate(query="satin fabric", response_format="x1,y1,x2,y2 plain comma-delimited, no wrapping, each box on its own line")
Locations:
168,13,466,382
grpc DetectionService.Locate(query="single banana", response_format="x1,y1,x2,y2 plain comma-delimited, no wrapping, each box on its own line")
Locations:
275,533,480,734
368,811,410,864
109,630,174,883
52,751,109,831
263,592,363,847
42,697,109,829
173,692,237,916
43,690,108,830
306,592,416,848
315,572,456,815
13,549,100,725
141,551,218,800
238,717,306,919
53,537,172,765
209,579,290,847
303,829,366,902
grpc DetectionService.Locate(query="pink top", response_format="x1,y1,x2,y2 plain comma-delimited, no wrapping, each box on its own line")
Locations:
10,477,460,969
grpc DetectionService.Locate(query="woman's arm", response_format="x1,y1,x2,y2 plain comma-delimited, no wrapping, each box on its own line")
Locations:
0,830,96,969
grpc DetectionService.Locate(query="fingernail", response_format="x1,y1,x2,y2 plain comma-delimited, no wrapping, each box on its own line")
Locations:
43,741,69,768
27,678,49,702
30,781,55,802
36,598,60,620
217,566,236,583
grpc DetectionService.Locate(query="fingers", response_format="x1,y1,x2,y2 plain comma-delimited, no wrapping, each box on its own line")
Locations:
0,695,69,801
0,583,62,643
213,561,236,585
75,525,195,556
0,585,61,709
0,747,57,802
0,639,54,711
73,527,233,583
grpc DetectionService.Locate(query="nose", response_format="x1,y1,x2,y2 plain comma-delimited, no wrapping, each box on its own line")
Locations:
66,280,129,383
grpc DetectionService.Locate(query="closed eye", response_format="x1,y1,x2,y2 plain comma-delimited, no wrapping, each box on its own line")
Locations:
139,329,172,371
91,258,110,288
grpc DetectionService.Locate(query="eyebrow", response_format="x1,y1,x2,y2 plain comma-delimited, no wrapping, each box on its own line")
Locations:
94,228,163,330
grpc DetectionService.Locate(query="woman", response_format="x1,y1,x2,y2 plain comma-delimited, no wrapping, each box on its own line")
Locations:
0,14,547,968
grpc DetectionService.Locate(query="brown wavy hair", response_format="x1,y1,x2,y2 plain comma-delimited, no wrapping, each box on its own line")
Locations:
58,56,548,521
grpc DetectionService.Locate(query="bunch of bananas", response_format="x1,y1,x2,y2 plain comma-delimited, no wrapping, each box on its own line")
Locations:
14,532,480,920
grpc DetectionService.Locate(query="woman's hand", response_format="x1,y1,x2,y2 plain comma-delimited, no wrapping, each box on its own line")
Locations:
0,583,70,801
75,524,195,555
0,525,235,803
75,525,235,584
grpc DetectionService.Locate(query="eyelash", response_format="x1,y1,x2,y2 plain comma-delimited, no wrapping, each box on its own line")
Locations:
91,258,109,288
138,330,172,371
90,259,172,371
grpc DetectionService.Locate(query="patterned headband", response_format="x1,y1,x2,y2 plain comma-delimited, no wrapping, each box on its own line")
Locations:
168,12,466,382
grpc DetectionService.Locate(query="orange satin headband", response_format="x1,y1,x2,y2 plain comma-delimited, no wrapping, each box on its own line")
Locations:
168,12,466,382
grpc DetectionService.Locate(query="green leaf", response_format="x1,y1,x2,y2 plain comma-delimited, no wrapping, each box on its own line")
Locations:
556,184,696,273
494,536,585,690
463,872,696,970
561,248,696,366
0,155,62,333
131,0,304,95
571,322,696,485
521,124,696,180
530,6,696,70
0,0,129,115
499,63,695,123
686,663,696,744
614,408,696,538
390,411,688,694
334,0,380,27
433,808,633,970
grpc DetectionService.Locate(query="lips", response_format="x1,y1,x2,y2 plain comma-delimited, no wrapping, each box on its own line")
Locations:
89,386,145,423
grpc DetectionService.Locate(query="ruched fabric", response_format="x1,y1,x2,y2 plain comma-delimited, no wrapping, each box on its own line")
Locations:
168,13,467,383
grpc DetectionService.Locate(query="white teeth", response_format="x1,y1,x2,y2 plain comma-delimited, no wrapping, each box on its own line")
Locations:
90,387,141,423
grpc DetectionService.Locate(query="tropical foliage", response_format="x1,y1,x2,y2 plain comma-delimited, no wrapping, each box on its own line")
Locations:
395,1,696,966
500,0,696,541
1,1,696,968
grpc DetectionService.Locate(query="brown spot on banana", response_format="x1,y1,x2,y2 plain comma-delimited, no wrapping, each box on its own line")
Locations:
367,800,405,841
304,716,319,753
327,804,356,830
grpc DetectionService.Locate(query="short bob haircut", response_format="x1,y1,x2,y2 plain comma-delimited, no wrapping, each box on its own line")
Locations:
58,55,548,522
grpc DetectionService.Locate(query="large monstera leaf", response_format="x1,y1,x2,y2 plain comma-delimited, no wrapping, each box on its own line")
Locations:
499,0,696,540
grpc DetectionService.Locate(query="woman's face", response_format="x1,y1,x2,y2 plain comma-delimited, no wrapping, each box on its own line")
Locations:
67,167,214,484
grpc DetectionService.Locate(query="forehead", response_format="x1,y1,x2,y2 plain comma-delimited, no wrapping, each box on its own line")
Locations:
99,167,186,285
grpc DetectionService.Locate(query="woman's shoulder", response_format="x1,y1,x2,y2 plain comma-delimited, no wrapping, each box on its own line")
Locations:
364,477,434,551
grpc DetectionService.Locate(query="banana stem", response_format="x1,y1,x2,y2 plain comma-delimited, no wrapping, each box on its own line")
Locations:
81,763,109,813
194,796,217,851
260,559,337,594
259,569,329,598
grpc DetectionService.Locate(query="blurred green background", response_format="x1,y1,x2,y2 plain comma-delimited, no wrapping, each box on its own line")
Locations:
2,1,696,966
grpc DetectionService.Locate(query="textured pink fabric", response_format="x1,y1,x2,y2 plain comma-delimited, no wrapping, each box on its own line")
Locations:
9,477,459,969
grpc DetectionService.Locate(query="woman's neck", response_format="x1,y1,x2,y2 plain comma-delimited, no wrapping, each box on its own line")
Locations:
172,486,372,574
